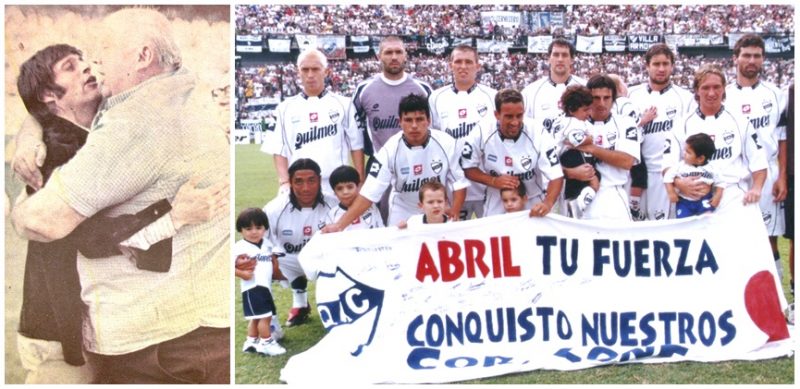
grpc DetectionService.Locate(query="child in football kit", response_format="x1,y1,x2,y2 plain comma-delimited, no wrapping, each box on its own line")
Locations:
663,133,724,218
556,85,600,218
326,165,384,230
235,208,286,356
501,185,529,213
399,181,451,228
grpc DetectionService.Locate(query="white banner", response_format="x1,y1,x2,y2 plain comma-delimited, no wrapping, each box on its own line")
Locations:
476,39,510,53
527,35,552,54
282,205,793,384
480,11,522,29
268,38,291,53
296,34,318,52
576,35,603,53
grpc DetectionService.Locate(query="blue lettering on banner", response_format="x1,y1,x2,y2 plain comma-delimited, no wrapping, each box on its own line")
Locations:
535,237,719,277
580,310,735,348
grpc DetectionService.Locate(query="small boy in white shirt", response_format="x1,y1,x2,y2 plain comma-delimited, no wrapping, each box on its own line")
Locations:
501,185,529,213
664,133,724,218
235,208,286,356
325,165,384,230
400,181,451,228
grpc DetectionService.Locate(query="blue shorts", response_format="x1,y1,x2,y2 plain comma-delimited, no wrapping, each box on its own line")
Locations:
675,192,715,218
242,285,276,320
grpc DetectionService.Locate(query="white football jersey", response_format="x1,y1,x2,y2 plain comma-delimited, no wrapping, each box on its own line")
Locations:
663,161,720,201
461,119,563,216
666,106,768,188
325,202,384,231
264,193,336,264
360,130,470,226
725,80,786,161
261,90,363,194
429,83,497,202
628,83,695,173
587,114,641,187
234,238,273,292
522,75,587,134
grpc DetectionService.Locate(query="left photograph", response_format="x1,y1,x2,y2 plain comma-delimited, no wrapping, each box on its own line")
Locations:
5,5,231,384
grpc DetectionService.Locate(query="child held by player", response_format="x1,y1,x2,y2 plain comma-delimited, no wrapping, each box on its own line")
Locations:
399,181,451,228
326,165,384,230
501,185,529,213
556,85,599,218
235,208,286,356
663,133,723,218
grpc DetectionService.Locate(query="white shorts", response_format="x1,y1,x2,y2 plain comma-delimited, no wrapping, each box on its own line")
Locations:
17,334,95,384
643,171,671,220
759,162,786,236
277,255,306,284
584,185,632,221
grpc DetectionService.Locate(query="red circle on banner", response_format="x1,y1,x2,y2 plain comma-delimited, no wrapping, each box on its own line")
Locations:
744,270,790,342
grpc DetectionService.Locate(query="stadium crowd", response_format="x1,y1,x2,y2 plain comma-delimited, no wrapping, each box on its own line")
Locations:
235,4,794,37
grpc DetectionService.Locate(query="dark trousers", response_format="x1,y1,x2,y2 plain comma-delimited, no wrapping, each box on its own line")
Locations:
88,326,229,384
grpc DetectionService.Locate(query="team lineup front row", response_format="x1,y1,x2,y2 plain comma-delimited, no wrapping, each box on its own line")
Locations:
236,34,793,356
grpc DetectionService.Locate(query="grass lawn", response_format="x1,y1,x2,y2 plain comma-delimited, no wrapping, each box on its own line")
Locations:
233,143,795,384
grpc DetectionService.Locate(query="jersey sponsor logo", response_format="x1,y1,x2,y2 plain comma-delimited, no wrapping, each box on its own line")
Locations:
762,99,773,112
505,156,513,166
413,164,423,175
742,104,751,114
566,128,585,146
625,126,637,140
445,121,476,139
477,104,488,117
295,124,338,149
282,229,293,236
431,159,443,174
254,253,272,262
723,130,735,145
461,142,474,160
458,108,467,119
303,226,313,236
641,119,673,135
329,109,341,122
284,239,310,254
372,115,400,131
710,146,733,160
491,168,536,182
401,167,410,174
545,147,559,166
749,115,770,130
310,112,319,122
369,160,382,177
521,156,532,171
401,176,441,193
487,154,497,162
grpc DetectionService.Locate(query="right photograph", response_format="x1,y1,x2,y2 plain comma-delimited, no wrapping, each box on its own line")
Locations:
233,4,795,384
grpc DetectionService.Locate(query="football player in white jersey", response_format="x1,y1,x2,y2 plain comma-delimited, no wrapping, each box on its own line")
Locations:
628,43,696,220
264,158,336,327
522,38,587,136
262,49,364,196
461,89,564,217
726,34,788,278
323,94,469,230
429,45,497,219
665,65,767,213
574,75,640,220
